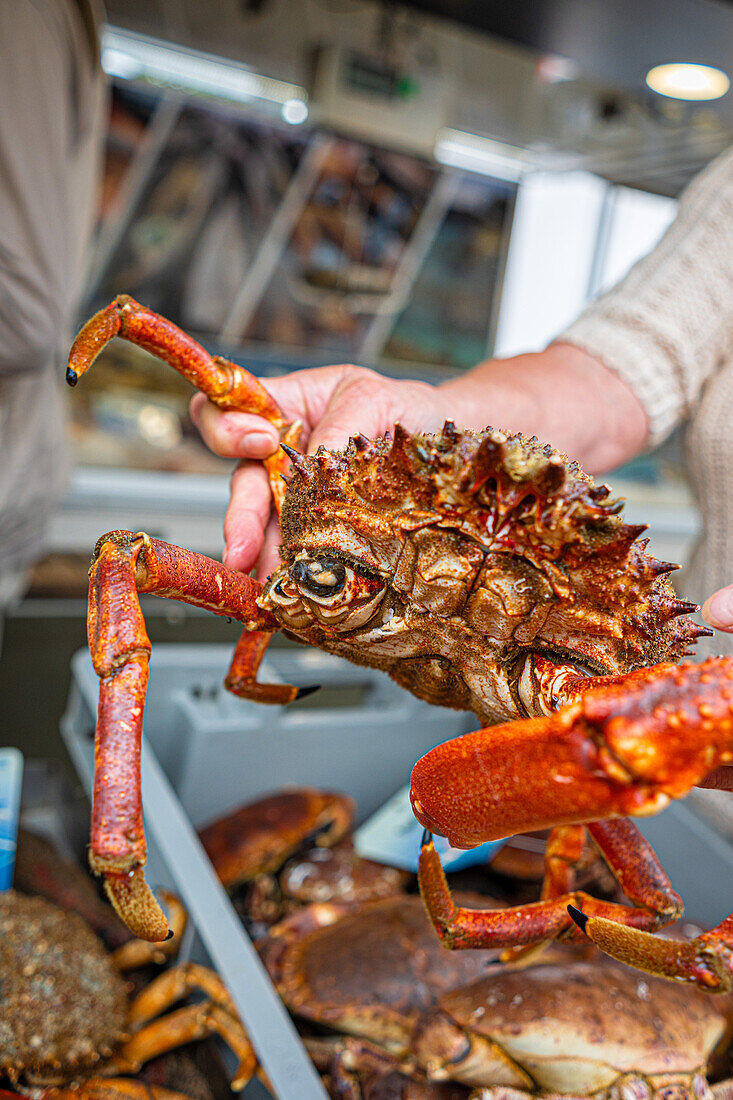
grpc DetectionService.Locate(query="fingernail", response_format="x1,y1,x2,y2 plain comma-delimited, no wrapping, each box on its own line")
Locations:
223,543,248,571
702,587,733,629
246,431,279,458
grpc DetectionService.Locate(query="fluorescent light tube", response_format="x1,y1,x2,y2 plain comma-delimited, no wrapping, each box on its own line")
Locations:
434,128,530,182
102,26,309,117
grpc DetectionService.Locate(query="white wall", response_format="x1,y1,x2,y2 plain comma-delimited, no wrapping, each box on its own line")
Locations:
595,185,677,295
494,171,678,357
493,170,608,356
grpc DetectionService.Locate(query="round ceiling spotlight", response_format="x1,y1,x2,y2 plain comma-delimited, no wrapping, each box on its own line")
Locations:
646,63,730,101
281,98,309,125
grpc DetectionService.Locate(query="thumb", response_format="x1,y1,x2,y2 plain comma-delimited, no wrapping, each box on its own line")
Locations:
702,585,733,631
306,373,394,454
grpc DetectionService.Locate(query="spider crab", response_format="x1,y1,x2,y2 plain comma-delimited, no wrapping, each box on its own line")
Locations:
68,296,733,990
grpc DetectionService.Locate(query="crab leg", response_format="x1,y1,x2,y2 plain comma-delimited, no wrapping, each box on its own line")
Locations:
88,530,290,941
568,906,733,991
68,295,287,423
305,1035,422,1096
497,825,588,964
418,824,681,951
110,965,254,1086
105,1002,256,1090
39,1081,196,1100
125,962,237,1026
111,891,187,971
539,825,587,899
68,294,304,701
413,657,733,981
224,626,317,702
67,295,301,510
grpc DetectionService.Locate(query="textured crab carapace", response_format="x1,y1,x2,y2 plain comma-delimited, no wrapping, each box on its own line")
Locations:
68,298,733,992
0,890,256,1095
264,423,703,724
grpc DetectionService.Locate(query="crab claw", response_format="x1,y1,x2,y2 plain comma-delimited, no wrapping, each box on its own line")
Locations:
100,869,172,944
567,906,733,991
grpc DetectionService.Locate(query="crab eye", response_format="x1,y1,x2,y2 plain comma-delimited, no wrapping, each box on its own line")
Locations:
290,557,346,597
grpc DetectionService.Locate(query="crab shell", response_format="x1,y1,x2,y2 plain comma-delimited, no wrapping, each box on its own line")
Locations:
419,961,729,1096
261,894,510,1052
0,892,128,1082
261,426,702,724
198,788,355,889
262,895,729,1097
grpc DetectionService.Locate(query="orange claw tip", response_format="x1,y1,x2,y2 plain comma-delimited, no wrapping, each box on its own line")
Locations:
66,367,78,386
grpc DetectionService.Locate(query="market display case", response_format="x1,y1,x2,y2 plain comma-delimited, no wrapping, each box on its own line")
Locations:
66,83,515,481
53,75,698,576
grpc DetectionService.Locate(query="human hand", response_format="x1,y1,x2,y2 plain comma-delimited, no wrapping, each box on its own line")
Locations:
702,585,733,633
190,364,451,580
693,586,733,790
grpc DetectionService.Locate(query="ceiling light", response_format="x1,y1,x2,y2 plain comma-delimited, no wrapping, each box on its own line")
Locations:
434,129,530,182
646,63,730,101
101,26,308,112
536,55,581,85
281,98,309,125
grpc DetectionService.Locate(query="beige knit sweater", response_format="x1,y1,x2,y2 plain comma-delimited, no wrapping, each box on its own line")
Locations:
559,145,733,656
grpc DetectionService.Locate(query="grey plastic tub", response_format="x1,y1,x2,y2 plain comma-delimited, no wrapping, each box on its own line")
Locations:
60,643,733,1096
61,643,474,1099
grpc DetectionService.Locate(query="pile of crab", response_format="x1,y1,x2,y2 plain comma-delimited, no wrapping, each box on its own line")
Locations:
6,798,733,1100
194,786,733,1100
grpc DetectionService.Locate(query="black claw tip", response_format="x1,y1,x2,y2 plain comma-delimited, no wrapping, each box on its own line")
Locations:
567,904,589,932
294,684,320,701
164,929,175,941
66,367,78,387
420,828,433,848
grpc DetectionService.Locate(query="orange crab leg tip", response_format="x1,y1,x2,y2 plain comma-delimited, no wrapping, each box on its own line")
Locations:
567,909,731,990
104,867,171,943
66,367,79,387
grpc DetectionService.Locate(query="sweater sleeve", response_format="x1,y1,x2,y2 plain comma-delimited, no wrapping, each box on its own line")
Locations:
557,145,733,448
0,0,103,377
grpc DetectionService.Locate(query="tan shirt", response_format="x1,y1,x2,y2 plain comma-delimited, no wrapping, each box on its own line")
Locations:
0,0,105,575
559,145,733,655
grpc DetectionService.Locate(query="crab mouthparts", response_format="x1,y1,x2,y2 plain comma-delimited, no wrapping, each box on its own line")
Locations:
517,652,590,716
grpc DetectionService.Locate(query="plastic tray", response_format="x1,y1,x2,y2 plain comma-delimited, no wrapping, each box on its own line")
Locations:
64,644,474,827
61,642,474,1099
60,643,733,1096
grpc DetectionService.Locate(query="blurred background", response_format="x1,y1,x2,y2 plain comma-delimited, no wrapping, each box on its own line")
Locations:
4,0,733,758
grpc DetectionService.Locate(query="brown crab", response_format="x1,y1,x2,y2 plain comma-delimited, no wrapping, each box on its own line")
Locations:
0,890,255,1098
198,788,409,934
66,297,733,990
258,896,733,1099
